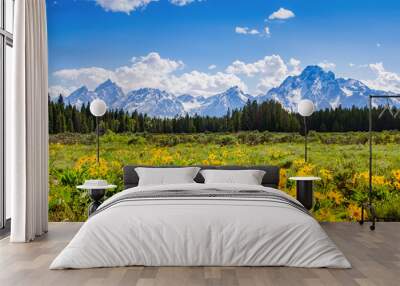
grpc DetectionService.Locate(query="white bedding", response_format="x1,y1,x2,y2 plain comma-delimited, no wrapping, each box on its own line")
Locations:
50,183,351,269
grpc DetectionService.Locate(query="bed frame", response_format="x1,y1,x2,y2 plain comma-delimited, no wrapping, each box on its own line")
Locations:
123,165,280,189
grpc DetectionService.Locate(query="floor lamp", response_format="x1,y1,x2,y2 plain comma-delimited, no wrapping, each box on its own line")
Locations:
80,99,111,216
298,99,315,162
90,99,107,165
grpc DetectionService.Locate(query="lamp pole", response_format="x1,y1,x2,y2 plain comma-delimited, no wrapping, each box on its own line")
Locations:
304,116,308,162
90,99,107,167
96,116,100,165
298,99,315,163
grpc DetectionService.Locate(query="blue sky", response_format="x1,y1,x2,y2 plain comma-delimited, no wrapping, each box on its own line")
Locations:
47,0,400,97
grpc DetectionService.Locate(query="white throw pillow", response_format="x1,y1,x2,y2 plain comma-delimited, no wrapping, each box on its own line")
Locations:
135,167,201,186
200,169,266,185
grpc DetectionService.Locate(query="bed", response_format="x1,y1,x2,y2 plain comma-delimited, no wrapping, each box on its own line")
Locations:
50,165,351,269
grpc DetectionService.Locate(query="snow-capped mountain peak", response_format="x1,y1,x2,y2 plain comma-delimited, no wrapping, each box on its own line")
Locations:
177,94,206,112
192,86,252,117
115,88,184,117
94,79,125,107
94,79,114,91
263,65,392,110
64,85,96,108
74,86,89,94
300,65,335,81
61,65,395,117
222,86,250,102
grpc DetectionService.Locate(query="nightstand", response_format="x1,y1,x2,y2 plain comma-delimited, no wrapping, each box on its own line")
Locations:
77,183,117,216
289,177,321,210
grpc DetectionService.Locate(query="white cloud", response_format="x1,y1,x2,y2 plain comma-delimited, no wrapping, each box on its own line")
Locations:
225,55,301,94
51,52,246,97
226,55,286,77
235,26,260,35
268,8,295,20
95,0,199,13
349,63,355,67
362,62,400,93
249,29,260,35
169,0,195,6
95,0,158,14
53,67,116,90
288,58,301,74
167,71,247,97
51,53,306,97
236,24,270,38
235,26,248,34
48,85,76,99
318,60,336,71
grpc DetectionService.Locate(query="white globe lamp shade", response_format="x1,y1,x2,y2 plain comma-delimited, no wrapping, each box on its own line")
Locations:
90,99,107,117
298,99,315,117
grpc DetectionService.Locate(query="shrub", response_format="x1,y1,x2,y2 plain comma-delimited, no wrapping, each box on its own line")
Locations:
217,135,237,146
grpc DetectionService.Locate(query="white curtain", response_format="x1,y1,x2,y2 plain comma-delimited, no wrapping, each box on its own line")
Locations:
7,0,49,242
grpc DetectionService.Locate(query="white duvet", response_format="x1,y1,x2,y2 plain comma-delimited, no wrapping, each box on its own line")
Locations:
50,183,351,269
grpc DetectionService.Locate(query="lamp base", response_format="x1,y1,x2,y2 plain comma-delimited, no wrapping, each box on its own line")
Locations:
87,188,106,216
296,180,313,210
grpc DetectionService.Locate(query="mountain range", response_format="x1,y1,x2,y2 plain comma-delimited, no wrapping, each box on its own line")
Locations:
62,65,395,117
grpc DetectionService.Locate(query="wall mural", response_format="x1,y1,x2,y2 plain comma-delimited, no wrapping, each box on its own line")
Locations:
47,0,400,222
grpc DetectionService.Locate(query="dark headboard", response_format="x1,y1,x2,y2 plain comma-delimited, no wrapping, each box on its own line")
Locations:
123,165,280,189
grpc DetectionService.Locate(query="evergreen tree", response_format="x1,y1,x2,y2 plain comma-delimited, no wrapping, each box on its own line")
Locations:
48,98,400,134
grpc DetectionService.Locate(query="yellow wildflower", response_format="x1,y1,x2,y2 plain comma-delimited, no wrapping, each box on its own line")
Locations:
392,170,400,182
110,160,122,171
372,175,386,186
289,187,296,198
352,171,368,184
284,187,296,198
293,159,304,169
314,209,336,222
297,163,315,176
234,148,246,158
148,148,176,165
161,155,173,164
319,168,333,181
279,168,287,190
202,152,223,165
347,204,362,221
314,191,325,200
353,171,386,186
208,153,217,161
327,190,343,205
75,155,109,178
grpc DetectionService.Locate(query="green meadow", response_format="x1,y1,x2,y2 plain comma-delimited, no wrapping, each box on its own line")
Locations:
49,131,400,222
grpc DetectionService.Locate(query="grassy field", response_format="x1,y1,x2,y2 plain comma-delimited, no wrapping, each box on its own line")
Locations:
49,131,400,222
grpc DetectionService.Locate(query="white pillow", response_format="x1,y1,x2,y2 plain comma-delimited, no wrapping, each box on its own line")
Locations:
135,167,200,186
200,169,266,185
